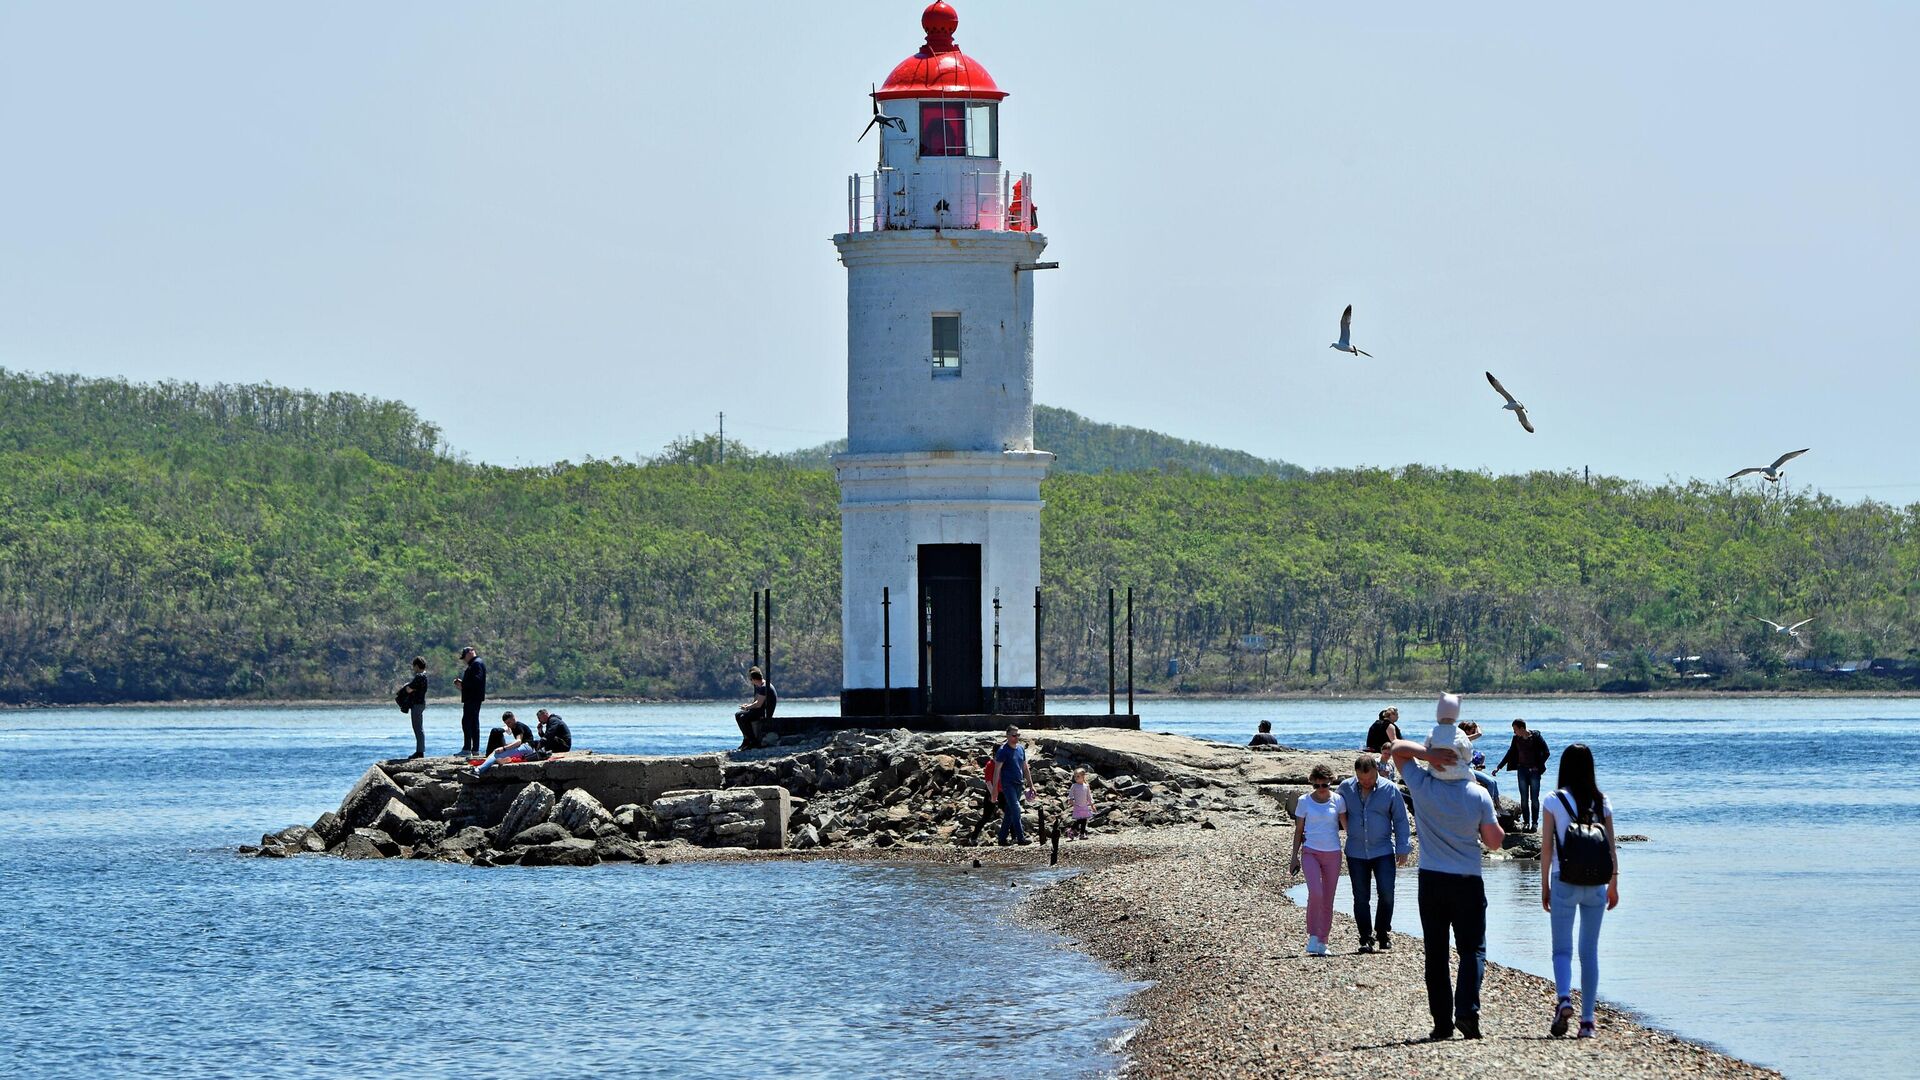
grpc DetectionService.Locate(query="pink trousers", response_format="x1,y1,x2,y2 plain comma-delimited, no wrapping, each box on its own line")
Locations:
1302,847,1343,940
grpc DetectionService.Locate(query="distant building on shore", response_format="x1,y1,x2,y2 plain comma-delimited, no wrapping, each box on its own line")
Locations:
832,2,1052,718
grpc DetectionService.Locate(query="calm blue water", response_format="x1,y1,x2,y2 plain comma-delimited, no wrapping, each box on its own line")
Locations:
0,700,1139,1079
6,697,1915,1079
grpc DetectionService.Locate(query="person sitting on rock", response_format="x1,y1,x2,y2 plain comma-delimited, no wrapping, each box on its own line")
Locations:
535,709,572,754
733,667,777,750
472,711,536,776
1249,720,1280,748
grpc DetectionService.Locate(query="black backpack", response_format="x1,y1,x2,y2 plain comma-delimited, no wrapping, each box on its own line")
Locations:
1554,792,1613,886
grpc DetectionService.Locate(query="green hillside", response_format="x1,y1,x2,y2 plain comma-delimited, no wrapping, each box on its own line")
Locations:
0,369,1914,705
785,404,1304,478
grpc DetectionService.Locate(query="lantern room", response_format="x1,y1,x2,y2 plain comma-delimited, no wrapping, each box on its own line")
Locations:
849,2,1035,233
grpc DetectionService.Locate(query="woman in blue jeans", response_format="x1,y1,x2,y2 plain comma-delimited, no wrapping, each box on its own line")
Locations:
1539,743,1620,1038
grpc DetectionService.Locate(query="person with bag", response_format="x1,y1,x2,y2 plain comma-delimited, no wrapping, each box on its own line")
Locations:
1539,742,1620,1039
394,657,428,759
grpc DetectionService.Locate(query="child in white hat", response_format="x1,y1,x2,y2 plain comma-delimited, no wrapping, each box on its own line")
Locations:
1424,693,1475,781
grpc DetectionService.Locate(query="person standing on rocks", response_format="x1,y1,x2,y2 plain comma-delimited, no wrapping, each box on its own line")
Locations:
1540,743,1620,1039
1337,754,1410,953
1492,718,1552,831
1288,764,1345,956
398,657,429,759
1384,731,1504,1041
454,646,487,758
993,726,1033,846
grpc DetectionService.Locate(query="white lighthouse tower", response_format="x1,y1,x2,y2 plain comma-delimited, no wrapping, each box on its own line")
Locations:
834,1,1051,718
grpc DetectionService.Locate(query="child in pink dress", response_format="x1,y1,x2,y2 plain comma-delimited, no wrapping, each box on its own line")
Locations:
1068,767,1095,839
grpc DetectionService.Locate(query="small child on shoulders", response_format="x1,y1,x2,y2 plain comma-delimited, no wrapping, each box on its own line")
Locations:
1425,693,1476,782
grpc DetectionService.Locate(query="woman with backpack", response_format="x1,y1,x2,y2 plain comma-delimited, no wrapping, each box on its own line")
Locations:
1539,743,1620,1039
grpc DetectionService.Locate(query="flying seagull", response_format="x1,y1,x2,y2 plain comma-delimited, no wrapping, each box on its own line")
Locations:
1328,305,1372,357
1726,448,1809,483
1758,617,1814,641
1484,371,1535,433
858,84,907,142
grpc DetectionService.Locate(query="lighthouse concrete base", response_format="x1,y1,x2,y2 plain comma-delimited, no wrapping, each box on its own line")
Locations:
742,711,1141,749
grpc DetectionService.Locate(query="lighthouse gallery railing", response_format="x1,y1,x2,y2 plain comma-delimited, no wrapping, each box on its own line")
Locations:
846,169,1035,233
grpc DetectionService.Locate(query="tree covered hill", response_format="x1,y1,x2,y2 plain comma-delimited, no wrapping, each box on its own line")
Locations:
0,369,1914,705
785,404,1304,478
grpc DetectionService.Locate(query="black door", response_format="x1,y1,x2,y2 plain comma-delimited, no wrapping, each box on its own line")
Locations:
919,544,982,715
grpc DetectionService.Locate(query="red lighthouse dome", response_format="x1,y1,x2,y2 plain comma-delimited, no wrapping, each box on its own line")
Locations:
874,2,1007,101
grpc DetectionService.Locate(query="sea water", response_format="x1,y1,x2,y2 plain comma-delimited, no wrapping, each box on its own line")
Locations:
0,703,1139,1079
1186,695,1920,1080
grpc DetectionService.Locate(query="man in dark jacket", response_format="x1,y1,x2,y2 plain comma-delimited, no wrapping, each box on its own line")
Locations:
1491,719,1551,831
399,657,429,759
535,709,572,753
734,667,776,750
454,646,488,757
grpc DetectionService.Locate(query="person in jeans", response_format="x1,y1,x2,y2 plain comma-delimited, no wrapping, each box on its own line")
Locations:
453,646,487,757
1384,735,1504,1041
1288,764,1344,956
398,657,428,759
1337,755,1410,953
1540,743,1620,1039
471,711,535,776
1492,719,1552,831
992,726,1031,845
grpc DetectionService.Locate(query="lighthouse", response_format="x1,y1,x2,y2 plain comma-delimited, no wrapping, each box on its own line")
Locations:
833,2,1051,719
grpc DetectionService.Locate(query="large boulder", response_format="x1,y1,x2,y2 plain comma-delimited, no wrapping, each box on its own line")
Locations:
311,811,347,847
591,835,648,863
494,783,556,843
436,826,492,854
551,788,614,837
518,837,600,867
510,821,572,847
262,824,325,854
338,766,413,832
369,798,422,842
353,827,404,857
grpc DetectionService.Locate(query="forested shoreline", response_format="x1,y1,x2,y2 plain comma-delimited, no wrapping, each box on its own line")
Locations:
2,370,1915,705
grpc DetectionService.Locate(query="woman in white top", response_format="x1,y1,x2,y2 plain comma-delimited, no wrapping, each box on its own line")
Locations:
1289,763,1345,956
1539,743,1621,1039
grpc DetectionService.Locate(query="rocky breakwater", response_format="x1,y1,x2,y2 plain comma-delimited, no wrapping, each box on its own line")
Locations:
242,752,792,867
724,728,1359,850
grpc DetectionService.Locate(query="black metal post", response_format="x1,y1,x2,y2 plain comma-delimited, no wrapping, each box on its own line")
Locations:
752,591,761,668
1107,587,1117,716
1127,585,1135,716
762,588,771,682
1034,586,1044,716
992,589,1002,715
882,586,892,722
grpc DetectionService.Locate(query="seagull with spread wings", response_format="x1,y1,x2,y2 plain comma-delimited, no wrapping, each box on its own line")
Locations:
1727,448,1809,484
1328,305,1372,357
1758,617,1814,642
858,84,907,142
1484,371,1535,433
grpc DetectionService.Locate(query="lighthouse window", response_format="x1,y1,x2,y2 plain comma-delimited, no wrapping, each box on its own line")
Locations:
931,314,962,375
919,101,996,158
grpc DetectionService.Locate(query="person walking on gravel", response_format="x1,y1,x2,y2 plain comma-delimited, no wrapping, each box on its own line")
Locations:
1289,764,1344,956
1337,755,1410,953
1540,742,1620,1039
1385,733,1504,1041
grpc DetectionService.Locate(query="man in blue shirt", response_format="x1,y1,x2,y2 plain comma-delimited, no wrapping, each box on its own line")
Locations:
1387,735,1505,1041
1336,755,1410,953
992,726,1031,845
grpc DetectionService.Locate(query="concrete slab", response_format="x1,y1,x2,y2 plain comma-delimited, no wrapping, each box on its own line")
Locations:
486,753,725,810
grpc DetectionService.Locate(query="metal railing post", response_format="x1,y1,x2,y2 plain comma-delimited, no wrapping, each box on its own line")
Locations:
882,586,892,721
1108,587,1117,716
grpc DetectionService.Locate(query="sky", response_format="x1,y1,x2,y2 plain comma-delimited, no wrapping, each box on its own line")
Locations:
1,2,1915,503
